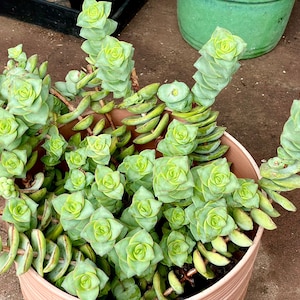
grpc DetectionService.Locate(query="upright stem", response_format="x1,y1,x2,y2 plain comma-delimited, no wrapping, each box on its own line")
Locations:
50,88,93,135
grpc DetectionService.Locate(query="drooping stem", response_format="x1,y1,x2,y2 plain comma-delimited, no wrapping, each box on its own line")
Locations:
1,245,76,266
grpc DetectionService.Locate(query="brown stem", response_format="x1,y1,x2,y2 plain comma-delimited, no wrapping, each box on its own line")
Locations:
50,88,93,136
131,68,139,92
163,266,199,297
50,88,75,111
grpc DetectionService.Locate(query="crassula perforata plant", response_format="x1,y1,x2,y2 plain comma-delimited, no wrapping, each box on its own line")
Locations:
0,0,299,299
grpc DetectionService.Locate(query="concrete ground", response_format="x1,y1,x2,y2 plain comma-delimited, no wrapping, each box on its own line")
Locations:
0,0,300,299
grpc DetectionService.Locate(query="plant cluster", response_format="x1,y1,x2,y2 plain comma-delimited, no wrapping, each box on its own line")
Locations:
0,1,299,299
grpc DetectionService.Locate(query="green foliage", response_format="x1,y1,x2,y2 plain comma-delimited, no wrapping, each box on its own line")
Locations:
153,156,194,203
2,195,38,232
186,199,236,243
42,126,68,166
126,186,162,231
111,229,163,280
191,158,239,203
118,149,155,193
157,119,198,156
52,191,94,240
81,206,124,256
0,107,28,151
0,177,18,199
191,27,246,107
62,259,109,300
157,80,193,112
160,230,195,267
78,0,134,98
227,178,260,209
0,1,299,299
0,149,27,177
163,206,189,230
111,277,141,300
94,165,124,200
84,134,112,165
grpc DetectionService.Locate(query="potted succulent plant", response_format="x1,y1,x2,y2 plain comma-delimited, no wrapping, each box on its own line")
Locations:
0,0,299,299
177,0,296,59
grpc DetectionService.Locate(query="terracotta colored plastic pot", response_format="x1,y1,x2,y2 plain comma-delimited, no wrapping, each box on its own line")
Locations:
18,126,263,300
177,0,295,59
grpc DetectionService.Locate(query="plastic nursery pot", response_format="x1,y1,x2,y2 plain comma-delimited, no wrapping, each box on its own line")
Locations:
177,0,295,59
17,110,263,300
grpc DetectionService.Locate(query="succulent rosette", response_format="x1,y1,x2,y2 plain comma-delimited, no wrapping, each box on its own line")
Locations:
77,1,133,98
153,156,194,203
64,169,94,192
191,158,240,204
226,178,260,209
77,0,118,85
118,149,155,193
41,126,68,166
94,165,124,200
94,35,134,98
1,2,298,299
157,119,198,156
90,184,123,214
0,149,27,178
83,134,112,165
52,191,94,236
191,27,246,107
186,198,236,243
160,230,195,267
118,149,155,181
0,107,28,151
77,0,111,29
111,278,141,300
62,259,109,300
2,196,38,232
203,27,246,62
7,43,27,65
260,156,300,179
55,70,84,99
126,186,162,231
157,80,193,112
163,206,189,230
81,206,124,256
0,66,51,126
65,148,88,170
111,229,163,279
259,156,300,194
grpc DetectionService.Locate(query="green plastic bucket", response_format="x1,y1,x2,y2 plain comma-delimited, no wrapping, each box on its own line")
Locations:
177,0,295,59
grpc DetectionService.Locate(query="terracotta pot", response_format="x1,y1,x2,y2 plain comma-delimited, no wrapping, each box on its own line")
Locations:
18,124,263,299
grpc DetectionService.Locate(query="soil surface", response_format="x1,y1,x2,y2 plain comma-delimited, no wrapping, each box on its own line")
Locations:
0,0,300,299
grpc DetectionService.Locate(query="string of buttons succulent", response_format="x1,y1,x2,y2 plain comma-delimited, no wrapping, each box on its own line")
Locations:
0,1,299,299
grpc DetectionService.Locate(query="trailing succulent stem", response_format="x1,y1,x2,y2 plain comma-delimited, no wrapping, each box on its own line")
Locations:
0,1,299,299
